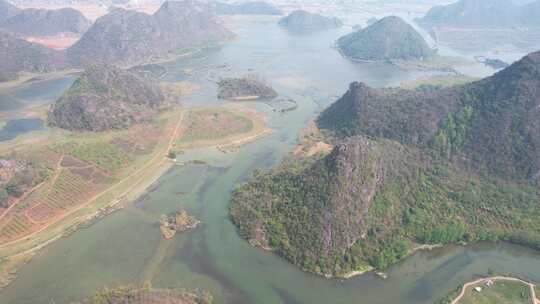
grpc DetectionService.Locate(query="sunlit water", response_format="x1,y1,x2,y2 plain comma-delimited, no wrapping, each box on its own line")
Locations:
0,17,539,304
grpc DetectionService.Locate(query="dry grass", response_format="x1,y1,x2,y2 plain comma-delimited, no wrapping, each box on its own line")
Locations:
459,281,532,304
176,106,270,149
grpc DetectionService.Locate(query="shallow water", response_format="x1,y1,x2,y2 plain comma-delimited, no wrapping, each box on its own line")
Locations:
0,75,76,114
0,17,539,304
0,118,44,142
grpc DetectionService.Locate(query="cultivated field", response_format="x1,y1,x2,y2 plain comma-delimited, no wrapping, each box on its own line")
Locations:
0,104,271,288
0,120,167,244
176,105,270,149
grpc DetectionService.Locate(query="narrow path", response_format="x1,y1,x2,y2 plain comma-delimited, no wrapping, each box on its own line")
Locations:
0,155,65,222
44,155,66,196
0,111,185,250
450,276,538,304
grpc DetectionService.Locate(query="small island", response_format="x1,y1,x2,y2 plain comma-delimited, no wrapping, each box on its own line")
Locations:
474,56,510,70
159,209,200,240
278,10,343,31
337,16,435,62
217,77,278,101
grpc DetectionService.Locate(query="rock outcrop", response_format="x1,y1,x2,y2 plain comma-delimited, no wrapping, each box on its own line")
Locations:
231,51,540,276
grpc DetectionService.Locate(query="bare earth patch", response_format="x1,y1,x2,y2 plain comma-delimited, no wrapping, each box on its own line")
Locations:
25,35,80,50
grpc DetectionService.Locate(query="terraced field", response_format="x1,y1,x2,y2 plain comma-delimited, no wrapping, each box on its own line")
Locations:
0,154,106,243
0,120,168,244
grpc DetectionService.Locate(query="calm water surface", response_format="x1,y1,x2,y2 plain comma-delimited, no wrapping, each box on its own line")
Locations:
1,17,538,304
0,119,44,142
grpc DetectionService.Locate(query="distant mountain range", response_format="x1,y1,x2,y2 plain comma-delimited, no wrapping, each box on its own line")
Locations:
0,0,91,36
0,0,232,81
0,30,66,81
278,10,342,31
417,0,540,28
0,7,91,36
338,16,435,61
231,51,540,277
67,0,233,66
214,1,282,15
48,64,166,131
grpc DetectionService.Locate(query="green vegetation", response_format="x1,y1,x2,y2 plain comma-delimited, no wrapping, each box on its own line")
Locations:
89,284,212,304
337,16,434,61
231,136,540,276
52,142,131,172
436,285,463,304
231,51,540,277
401,75,478,92
319,52,540,180
431,105,473,159
0,159,47,207
459,281,531,304
167,150,177,159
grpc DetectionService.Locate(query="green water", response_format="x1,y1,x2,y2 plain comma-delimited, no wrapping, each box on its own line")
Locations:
0,17,539,304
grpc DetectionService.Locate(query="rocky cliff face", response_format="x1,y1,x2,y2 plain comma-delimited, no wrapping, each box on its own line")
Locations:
0,30,65,81
337,16,434,61
48,65,166,132
67,0,232,67
231,50,540,276
231,136,419,275
319,51,540,179
278,10,342,31
0,7,91,36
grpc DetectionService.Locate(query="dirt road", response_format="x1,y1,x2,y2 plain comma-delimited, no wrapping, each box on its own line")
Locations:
450,276,538,304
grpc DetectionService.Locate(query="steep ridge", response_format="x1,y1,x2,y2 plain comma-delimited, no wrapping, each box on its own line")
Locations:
231,51,540,277
0,7,91,36
67,0,232,67
318,51,540,179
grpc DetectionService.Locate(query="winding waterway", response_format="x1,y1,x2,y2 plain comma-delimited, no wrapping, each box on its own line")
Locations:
0,17,539,304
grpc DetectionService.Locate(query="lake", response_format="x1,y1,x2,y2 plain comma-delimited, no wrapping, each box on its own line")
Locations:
0,16,538,304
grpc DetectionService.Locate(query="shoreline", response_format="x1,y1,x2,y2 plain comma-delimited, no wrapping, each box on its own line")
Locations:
445,276,539,304
0,104,272,290
177,105,272,151
0,69,81,91
0,110,185,289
